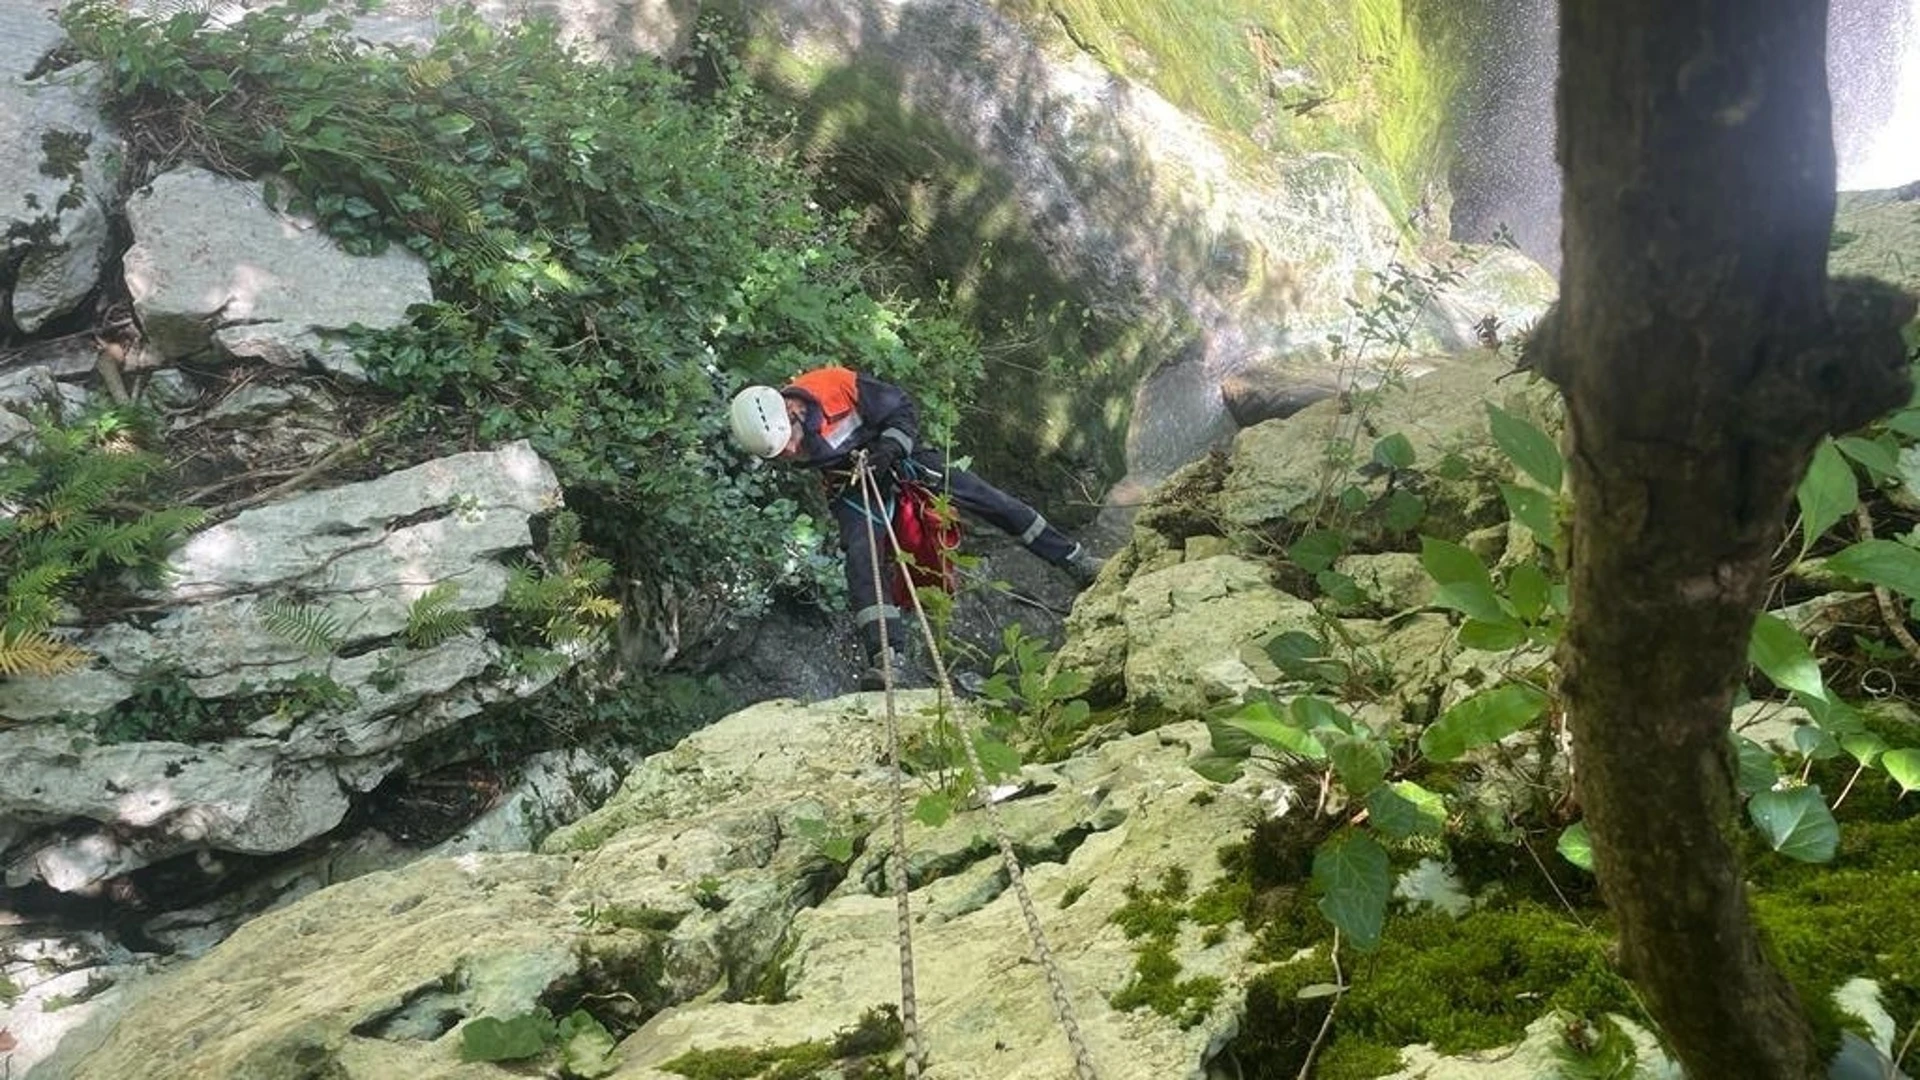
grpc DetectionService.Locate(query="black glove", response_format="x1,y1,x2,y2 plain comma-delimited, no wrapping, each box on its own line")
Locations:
865,428,913,482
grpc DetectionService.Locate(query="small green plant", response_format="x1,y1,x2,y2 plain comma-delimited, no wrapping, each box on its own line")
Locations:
975,623,1094,762
791,815,860,866
458,1007,619,1078
502,511,619,651
405,581,471,648
255,595,347,656
1,407,202,679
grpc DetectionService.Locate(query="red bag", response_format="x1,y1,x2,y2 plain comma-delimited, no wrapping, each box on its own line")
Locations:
889,481,961,606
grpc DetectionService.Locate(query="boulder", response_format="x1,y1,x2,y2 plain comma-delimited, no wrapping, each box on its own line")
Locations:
122,167,432,377
1,5,123,333
0,441,569,894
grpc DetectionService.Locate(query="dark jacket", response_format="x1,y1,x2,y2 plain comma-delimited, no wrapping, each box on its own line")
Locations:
778,366,920,469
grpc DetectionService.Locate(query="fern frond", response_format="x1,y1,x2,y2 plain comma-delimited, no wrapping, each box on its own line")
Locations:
544,510,583,563
0,628,91,678
43,450,156,519
256,596,346,656
405,581,471,648
574,595,620,622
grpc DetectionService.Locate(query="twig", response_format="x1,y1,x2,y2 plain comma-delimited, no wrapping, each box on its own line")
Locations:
95,345,131,405
181,465,305,504
1854,505,1920,666
1831,761,1868,812
1893,1012,1917,1073
1513,815,1589,929
1295,930,1343,1080
206,420,392,519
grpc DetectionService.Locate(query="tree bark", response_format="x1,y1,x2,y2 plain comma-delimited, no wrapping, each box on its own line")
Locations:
1537,2,1913,1076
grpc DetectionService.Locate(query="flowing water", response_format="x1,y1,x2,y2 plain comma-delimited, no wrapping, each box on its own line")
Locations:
1451,0,1920,271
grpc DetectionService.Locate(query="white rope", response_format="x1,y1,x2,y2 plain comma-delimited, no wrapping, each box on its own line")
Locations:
854,454,928,1079
853,458,1103,1080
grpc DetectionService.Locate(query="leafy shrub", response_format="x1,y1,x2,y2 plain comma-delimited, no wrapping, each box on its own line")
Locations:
61,0,984,624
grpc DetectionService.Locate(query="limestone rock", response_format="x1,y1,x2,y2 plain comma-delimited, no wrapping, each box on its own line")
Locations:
41,697,1268,1080
122,167,432,375
1121,555,1319,714
1,6,123,333
0,441,568,893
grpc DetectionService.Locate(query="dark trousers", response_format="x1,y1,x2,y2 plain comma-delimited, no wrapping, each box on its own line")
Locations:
831,449,1078,644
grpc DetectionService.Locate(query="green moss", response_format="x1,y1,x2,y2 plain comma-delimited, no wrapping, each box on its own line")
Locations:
0,972,19,1006
659,1005,904,1080
1059,881,1089,908
1111,940,1225,1027
1747,814,1920,1050
1226,902,1633,1079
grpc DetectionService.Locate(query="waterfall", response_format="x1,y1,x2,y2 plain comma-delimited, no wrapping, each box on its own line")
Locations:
1834,0,1920,190
1450,0,1920,270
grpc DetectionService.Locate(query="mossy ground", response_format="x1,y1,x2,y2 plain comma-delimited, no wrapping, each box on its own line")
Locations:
1209,744,1920,1079
657,1004,904,1080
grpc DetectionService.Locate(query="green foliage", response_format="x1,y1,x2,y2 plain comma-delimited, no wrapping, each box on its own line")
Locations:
1,407,201,679
87,666,357,744
791,815,859,865
405,581,471,648
456,1007,619,1076
255,595,347,656
973,623,1094,762
501,511,619,651
62,0,984,621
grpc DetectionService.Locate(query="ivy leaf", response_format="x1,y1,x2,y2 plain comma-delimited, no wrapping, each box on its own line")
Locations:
1459,618,1527,651
1500,483,1558,550
1312,829,1391,951
1748,787,1840,863
972,734,1022,782
1732,735,1780,797
1501,567,1548,626
1485,403,1563,491
1325,733,1389,796
1419,536,1509,624
1291,695,1357,735
1418,683,1550,763
1367,781,1446,839
1223,700,1327,759
459,1013,555,1063
1189,755,1247,784
913,792,953,828
1883,748,1920,795
557,1011,619,1078
1747,613,1825,701
1372,432,1416,471
1826,539,1920,600
1556,821,1594,871
1840,731,1887,767
1795,438,1858,550
1836,435,1901,482
1383,490,1426,532
1289,529,1347,574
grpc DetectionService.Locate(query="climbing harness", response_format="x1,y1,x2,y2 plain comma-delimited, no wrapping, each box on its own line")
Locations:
852,453,1104,1080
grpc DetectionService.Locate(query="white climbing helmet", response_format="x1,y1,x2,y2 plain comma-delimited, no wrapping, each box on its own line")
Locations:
729,385,791,459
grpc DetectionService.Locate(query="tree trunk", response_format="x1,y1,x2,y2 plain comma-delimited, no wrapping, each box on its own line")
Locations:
1537,2,1912,1076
